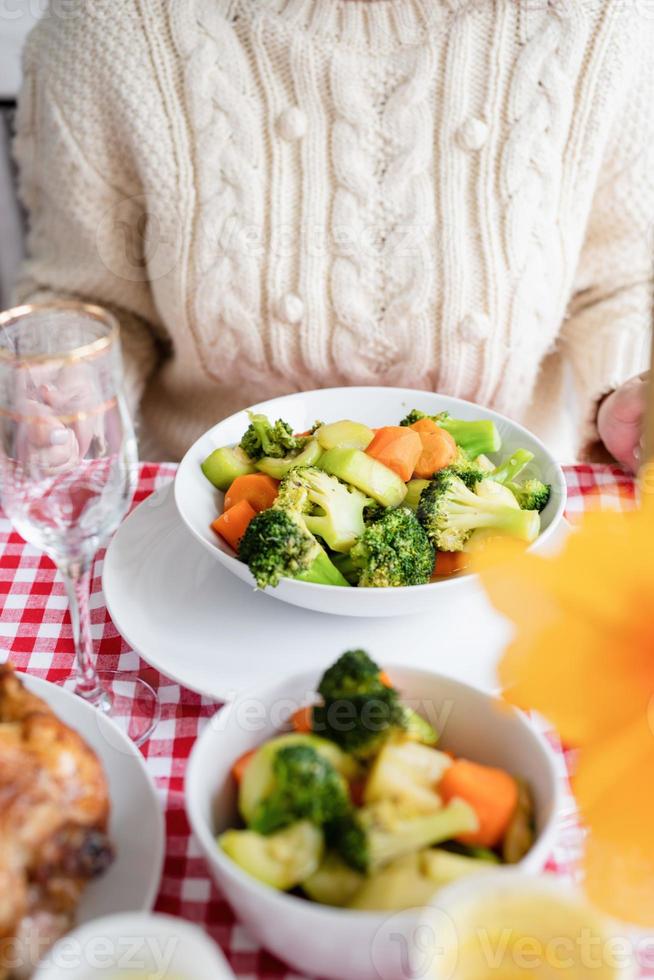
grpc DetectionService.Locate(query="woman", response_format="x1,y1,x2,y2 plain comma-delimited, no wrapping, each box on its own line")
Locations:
12,0,653,466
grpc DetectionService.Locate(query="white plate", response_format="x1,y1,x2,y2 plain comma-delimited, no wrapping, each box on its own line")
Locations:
103,482,568,700
174,387,567,617
19,673,164,923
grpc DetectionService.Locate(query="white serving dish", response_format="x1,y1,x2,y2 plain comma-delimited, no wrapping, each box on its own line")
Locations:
174,387,566,617
33,912,235,979
185,666,561,980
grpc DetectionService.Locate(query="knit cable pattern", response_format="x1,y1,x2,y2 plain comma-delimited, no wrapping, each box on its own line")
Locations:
173,3,268,384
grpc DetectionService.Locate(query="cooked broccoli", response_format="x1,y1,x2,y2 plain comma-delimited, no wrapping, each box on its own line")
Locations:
507,478,551,513
349,507,435,588
249,744,351,835
399,409,501,457
313,650,405,758
332,798,479,874
275,467,372,553
449,449,485,489
332,552,361,585
239,411,304,461
239,508,350,588
416,468,541,552
491,449,534,485
363,501,386,524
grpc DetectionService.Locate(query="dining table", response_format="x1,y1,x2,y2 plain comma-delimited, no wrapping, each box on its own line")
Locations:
1,460,647,980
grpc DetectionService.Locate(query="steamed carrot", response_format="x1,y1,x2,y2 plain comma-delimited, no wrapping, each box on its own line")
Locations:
365,426,422,482
291,705,313,733
411,419,458,478
211,499,257,551
231,748,257,784
431,551,471,578
379,670,393,688
224,473,279,513
439,759,519,848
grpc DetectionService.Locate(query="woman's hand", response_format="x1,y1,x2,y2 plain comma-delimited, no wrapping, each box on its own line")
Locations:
597,372,649,473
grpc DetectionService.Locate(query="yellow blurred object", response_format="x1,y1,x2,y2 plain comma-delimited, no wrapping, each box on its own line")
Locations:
425,873,633,980
477,505,654,926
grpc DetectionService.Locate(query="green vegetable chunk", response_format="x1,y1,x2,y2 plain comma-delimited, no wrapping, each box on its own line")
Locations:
318,448,407,508
507,479,551,513
239,508,350,589
400,410,502,456
349,507,435,588
404,479,430,511
364,739,451,812
201,446,256,491
248,744,351,835
239,412,303,461
220,821,323,890
239,732,359,826
491,449,535,485
256,437,323,479
416,468,540,552
302,852,364,906
334,798,479,874
401,707,438,746
312,650,405,758
275,467,372,553
316,420,375,451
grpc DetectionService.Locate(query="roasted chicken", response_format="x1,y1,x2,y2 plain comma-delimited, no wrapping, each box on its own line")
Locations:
0,664,114,978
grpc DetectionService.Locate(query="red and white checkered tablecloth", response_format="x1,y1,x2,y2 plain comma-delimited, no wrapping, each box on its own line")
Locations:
0,464,640,978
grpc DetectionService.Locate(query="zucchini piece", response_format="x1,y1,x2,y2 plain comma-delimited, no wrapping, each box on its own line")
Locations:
220,820,323,890
239,733,360,825
201,446,256,491
315,420,374,451
255,438,322,479
318,448,407,508
401,707,438,746
404,479,430,512
421,847,497,886
302,851,364,906
348,853,439,912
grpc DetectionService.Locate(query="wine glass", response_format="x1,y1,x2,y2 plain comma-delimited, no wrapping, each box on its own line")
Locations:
0,301,160,744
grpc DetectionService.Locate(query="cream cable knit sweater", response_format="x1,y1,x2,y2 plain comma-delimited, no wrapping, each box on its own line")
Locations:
13,0,654,462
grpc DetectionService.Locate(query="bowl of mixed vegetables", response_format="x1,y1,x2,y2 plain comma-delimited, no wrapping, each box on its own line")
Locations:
185,650,560,980
174,387,566,616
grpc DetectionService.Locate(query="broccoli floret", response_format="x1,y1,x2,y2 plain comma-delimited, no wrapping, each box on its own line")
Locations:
313,650,405,758
399,409,501,456
363,501,386,525
491,449,534,485
332,799,479,874
507,478,551,513
240,411,305,461
275,467,372,553
349,508,435,588
449,449,485,489
416,468,541,552
250,744,351,835
332,553,361,585
239,508,350,589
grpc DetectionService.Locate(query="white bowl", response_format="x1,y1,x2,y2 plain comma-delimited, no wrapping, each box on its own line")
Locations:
185,666,562,980
174,387,567,617
33,912,235,979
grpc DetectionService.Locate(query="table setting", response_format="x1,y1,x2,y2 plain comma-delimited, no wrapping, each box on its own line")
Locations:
0,299,652,980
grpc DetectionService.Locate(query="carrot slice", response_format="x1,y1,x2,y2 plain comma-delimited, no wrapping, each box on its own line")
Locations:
211,499,257,551
439,759,519,848
291,705,313,733
224,473,279,513
411,420,458,478
431,551,471,579
231,748,257,784
379,670,394,688
365,426,422,482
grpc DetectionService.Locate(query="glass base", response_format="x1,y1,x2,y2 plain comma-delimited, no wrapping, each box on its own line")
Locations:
64,671,161,747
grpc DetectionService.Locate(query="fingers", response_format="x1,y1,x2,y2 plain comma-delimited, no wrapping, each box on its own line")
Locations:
597,374,649,473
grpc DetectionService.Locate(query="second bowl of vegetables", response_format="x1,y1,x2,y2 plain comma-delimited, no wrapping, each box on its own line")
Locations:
186,649,561,980
175,387,566,616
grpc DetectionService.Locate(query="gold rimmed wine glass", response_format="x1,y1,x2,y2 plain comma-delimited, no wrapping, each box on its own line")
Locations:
0,301,160,744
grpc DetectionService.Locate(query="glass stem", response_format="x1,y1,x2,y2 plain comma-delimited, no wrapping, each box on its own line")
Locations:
61,559,110,711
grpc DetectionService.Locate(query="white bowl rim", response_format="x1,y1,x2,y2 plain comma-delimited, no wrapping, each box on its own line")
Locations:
174,386,567,595
185,664,563,922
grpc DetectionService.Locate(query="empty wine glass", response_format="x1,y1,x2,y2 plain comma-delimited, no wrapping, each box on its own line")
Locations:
0,301,160,744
